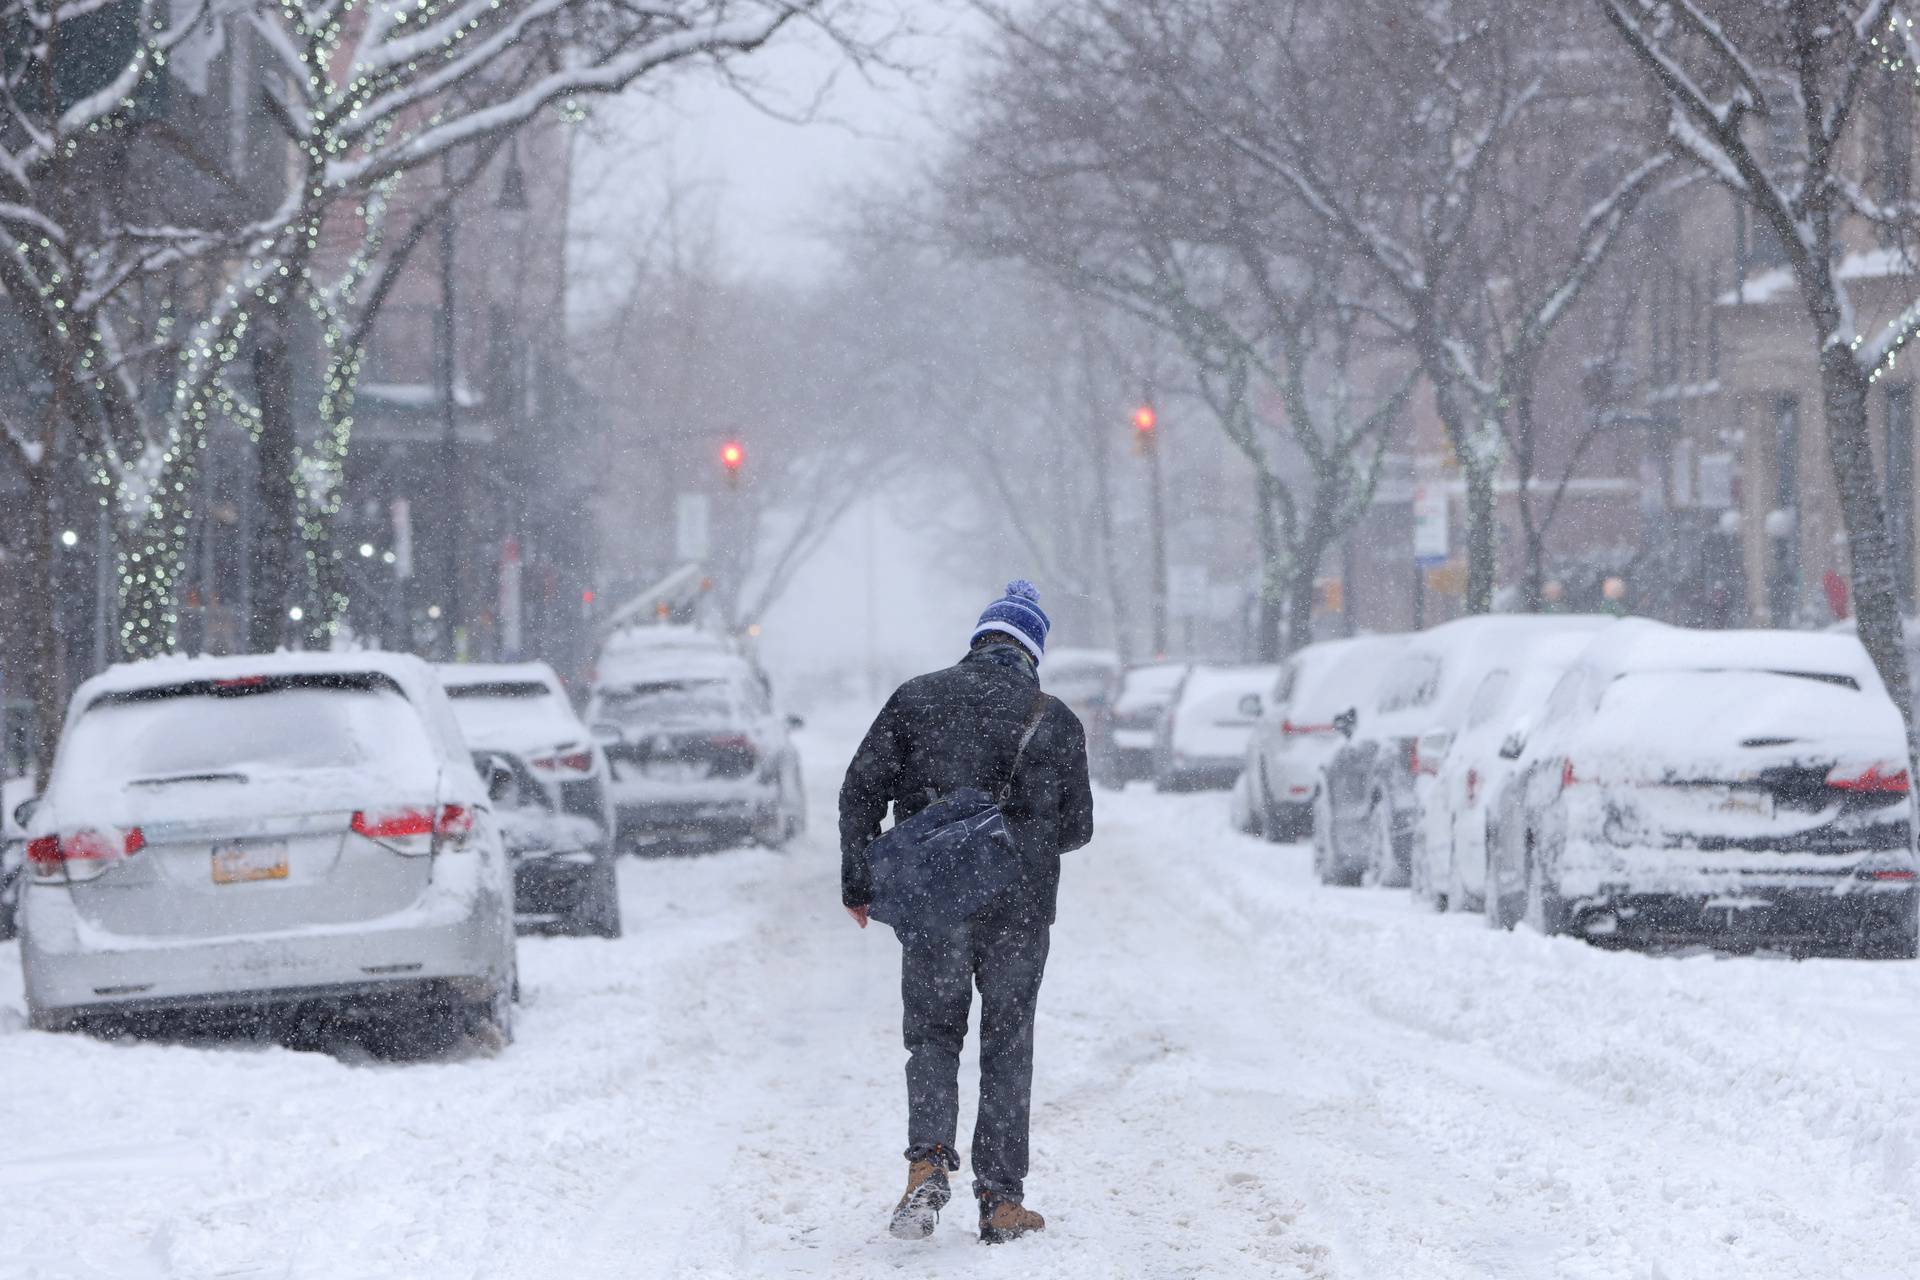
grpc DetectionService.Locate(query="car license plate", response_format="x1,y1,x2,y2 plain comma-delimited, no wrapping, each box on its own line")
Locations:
212,842,288,884
644,761,705,783
1712,788,1774,820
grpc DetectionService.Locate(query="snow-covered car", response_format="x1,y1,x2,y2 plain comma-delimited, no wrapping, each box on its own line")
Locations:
1246,634,1407,843
0,774,29,941
1098,663,1189,786
1487,621,1919,957
20,654,517,1040
440,663,620,938
587,650,805,850
1315,615,1612,889
1153,664,1280,791
1042,647,1120,768
1422,631,1604,913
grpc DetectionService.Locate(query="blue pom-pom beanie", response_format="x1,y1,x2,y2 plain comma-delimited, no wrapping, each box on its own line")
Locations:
971,579,1051,660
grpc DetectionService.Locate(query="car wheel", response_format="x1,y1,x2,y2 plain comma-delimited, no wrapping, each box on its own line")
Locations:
1362,800,1407,889
1851,897,1918,959
575,858,623,939
1522,835,1568,937
467,966,517,1048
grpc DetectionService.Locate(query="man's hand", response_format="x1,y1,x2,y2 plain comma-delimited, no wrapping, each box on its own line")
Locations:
846,905,869,929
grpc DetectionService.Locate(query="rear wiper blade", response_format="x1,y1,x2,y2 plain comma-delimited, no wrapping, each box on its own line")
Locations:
127,771,250,787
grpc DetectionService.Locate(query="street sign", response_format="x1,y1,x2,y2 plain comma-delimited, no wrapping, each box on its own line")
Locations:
676,493,711,562
1412,482,1449,566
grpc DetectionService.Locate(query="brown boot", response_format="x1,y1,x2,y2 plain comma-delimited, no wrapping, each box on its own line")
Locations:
978,1191,1045,1244
888,1152,954,1240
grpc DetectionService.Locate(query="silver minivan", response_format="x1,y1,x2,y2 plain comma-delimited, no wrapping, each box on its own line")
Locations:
20,653,517,1042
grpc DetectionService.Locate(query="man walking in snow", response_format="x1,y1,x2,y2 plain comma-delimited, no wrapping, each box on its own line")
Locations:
840,580,1095,1245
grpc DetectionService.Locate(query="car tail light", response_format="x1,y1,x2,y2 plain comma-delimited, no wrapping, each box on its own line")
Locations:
531,750,593,774
351,805,471,853
709,734,754,752
1868,869,1916,881
1281,719,1332,736
27,827,145,880
1561,759,1579,788
1827,763,1911,793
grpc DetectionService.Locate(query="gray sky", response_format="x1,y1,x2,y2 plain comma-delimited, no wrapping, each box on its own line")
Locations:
576,5,982,287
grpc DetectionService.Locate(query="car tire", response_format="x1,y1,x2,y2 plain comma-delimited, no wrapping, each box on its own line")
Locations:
467,968,516,1049
1362,800,1408,889
1851,899,1919,959
1312,786,1358,885
1522,835,1569,937
575,858,623,939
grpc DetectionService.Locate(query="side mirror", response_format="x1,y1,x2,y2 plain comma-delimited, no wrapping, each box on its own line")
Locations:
1498,731,1527,760
1237,694,1263,719
1332,707,1358,739
786,713,806,730
11,796,36,830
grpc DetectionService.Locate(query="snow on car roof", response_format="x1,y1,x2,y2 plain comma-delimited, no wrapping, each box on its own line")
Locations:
1178,664,1281,701
1289,633,1410,718
1378,614,1617,727
1583,619,1884,691
439,661,563,690
594,648,755,689
600,625,734,656
72,650,473,770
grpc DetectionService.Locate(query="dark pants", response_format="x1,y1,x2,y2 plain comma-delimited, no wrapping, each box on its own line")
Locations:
901,906,1051,1200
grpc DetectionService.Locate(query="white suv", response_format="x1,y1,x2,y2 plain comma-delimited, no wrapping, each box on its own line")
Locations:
20,653,517,1043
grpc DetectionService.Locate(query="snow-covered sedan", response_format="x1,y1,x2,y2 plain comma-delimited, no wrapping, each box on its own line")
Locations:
1488,621,1919,957
20,654,517,1041
1098,663,1189,786
1246,634,1407,842
440,662,620,938
1316,614,1611,889
1422,630,1602,913
1154,664,1279,791
587,650,805,851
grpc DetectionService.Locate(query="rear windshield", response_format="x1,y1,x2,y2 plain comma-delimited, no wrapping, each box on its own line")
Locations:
598,679,736,725
446,680,579,747
1598,668,1865,733
1114,666,1186,715
59,674,436,793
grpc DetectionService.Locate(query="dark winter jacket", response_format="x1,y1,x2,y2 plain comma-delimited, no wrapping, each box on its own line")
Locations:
840,643,1095,924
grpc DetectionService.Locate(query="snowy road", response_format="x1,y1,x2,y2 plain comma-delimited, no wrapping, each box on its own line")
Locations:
6,709,1920,1279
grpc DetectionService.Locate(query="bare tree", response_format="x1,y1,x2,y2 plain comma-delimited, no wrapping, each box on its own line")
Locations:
946,0,1414,657
0,0,866,766
1597,0,1918,739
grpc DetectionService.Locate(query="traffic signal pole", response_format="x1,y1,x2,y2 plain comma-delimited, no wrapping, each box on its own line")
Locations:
1134,405,1170,657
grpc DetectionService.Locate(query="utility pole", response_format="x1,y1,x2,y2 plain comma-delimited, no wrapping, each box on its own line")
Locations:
1134,403,1170,657
438,158,464,660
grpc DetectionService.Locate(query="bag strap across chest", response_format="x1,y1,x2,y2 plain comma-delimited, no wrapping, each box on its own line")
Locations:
994,692,1052,808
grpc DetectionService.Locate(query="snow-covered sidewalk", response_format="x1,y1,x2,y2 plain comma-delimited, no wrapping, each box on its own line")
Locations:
4,713,1920,1278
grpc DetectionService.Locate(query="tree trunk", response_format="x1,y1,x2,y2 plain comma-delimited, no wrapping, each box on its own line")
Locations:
1821,347,1916,752
1251,469,1286,662
249,310,300,653
1463,464,1496,615
20,461,62,788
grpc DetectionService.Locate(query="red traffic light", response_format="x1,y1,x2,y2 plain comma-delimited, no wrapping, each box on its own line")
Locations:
721,442,745,470
1132,405,1157,433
